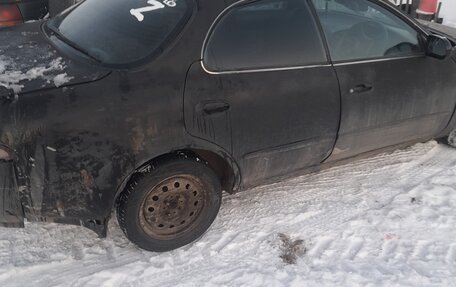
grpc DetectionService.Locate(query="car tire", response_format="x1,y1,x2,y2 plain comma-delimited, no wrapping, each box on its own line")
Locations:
117,156,222,252
448,129,456,148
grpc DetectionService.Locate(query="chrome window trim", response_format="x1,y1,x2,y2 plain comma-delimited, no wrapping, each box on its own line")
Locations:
201,0,248,63
201,62,332,75
200,0,331,75
333,54,425,66
200,0,429,75
200,0,246,62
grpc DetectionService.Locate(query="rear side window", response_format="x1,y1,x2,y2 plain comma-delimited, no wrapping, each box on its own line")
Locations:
203,0,328,72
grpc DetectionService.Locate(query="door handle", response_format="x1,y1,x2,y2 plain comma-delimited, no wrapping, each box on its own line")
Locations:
349,83,373,94
202,102,230,115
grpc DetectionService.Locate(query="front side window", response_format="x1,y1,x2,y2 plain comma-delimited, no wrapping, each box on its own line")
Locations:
203,0,327,72
312,0,423,62
46,0,193,66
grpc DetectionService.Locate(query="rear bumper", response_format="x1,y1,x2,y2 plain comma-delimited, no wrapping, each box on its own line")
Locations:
0,158,24,228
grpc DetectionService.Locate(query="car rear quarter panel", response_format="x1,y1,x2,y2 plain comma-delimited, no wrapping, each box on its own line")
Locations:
5,65,191,222
0,0,234,228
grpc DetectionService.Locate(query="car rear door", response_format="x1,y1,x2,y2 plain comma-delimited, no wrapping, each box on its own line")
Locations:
311,0,456,161
184,0,340,187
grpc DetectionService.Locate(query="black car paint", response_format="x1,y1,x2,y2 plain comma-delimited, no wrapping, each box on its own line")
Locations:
184,64,341,187
328,55,456,161
0,0,455,236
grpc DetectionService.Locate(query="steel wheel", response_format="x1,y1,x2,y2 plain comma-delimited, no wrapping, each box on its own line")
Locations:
117,157,222,252
139,175,207,240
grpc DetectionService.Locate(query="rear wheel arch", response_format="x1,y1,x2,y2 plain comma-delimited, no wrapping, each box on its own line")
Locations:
189,148,239,193
113,148,240,212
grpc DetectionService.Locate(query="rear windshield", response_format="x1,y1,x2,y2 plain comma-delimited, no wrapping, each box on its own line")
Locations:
47,0,193,66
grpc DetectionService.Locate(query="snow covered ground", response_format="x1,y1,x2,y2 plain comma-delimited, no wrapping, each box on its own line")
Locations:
0,140,456,286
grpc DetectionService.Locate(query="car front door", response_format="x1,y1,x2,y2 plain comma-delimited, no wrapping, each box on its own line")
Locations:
184,0,341,187
312,0,456,161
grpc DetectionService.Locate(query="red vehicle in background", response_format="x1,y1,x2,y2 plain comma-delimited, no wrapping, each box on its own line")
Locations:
0,0,48,27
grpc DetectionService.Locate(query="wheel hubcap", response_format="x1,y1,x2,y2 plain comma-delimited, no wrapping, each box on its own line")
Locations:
139,175,206,239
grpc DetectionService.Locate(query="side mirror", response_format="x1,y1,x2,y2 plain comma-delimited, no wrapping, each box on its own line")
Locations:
426,34,452,60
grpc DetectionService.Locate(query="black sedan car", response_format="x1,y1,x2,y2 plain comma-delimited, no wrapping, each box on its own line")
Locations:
0,0,47,27
0,0,455,252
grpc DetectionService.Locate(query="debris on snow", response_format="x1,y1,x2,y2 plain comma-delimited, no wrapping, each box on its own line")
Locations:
383,233,398,240
278,233,306,264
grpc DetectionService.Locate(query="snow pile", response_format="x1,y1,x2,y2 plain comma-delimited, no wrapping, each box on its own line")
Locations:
0,56,73,94
0,141,456,286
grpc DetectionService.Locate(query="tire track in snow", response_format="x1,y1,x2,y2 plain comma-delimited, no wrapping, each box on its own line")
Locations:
342,237,365,260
